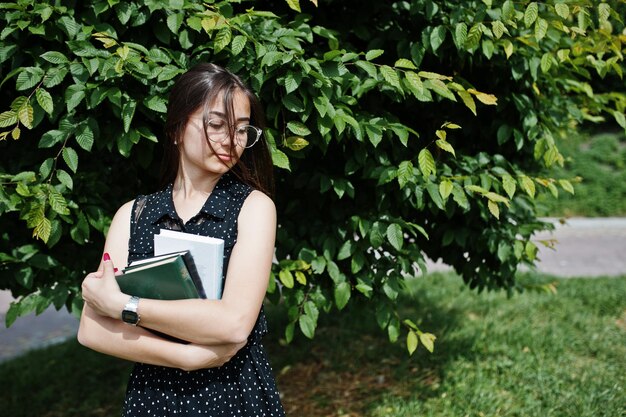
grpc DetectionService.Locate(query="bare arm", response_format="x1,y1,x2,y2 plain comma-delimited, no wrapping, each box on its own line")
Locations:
77,201,244,370
136,191,276,344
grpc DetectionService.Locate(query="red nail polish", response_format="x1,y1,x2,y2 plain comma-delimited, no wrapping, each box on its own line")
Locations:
114,267,118,272
103,253,111,261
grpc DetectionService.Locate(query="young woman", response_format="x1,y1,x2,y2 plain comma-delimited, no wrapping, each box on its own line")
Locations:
78,63,285,416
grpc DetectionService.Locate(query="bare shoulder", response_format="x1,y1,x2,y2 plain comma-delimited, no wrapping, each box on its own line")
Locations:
111,200,135,226
239,191,276,226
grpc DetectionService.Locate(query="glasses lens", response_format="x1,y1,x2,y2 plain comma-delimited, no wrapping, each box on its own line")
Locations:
207,119,227,141
242,126,260,148
206,120,260,148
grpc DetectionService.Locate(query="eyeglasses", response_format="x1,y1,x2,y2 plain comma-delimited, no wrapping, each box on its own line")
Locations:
203,118,262,149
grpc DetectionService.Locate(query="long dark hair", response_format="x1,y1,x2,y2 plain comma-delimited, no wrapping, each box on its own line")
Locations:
160,63,274,197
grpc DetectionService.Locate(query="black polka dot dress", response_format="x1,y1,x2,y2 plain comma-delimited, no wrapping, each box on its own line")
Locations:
122,173,285,416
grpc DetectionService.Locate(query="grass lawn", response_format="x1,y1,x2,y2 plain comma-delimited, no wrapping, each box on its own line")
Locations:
1,273,624,417
537,130,626,217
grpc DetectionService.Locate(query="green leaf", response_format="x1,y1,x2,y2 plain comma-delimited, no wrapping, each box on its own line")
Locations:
38,129,65,148
355,60,377,78
535,18,548,41
286,0,301,12
365,49,384,61
519,175,536,198
214,27,232,53
75,123,94,151
337,240,353,261
286,121,311,136
33,216,52,242
407,330,418,355
524,2,538,28
386,223,403,251
452,183,469,210
598,3,611,23
488,200,500,219
58,16,80,39
418,148,436,177
425,79,456,101
439,180,453,200
387,317,400,343
419,332,436,353
492,21,506,39
122,99,137,133
334,282,351,310
40,51,69,65
436,139,455,156
464,24,482,50
62,147,78,173
64,84,85,113
555,3,569,19
380,65,401,90
429,25,446,52
47,186,69,215
166,12,183,34
558,179,575,194
394,58,416,69
502,175,516,198
17,102,34,129
271,148,291,170
285,136,309,151
279,269,294,288
613,111,626,129
426,182,445,210
0,110,18,128
56,169,73,190
39,158,54,180
540,52,553,73
5,302,18,327
144,95,168,113
397,160,414,189
454,22,467,49
299,314,315,338
43,66,69,88
16,67,44,91
36,88,54,115
231,35,247,56
365,123,383,147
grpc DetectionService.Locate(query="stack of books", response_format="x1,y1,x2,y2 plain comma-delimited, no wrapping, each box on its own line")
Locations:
116,229,225,301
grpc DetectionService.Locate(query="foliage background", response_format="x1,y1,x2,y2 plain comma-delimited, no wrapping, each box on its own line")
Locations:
1,0,625,351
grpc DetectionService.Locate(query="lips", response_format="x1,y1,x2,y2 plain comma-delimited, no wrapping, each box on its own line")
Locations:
216,153,232,162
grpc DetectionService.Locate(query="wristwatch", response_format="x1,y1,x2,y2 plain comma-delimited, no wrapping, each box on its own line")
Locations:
121,295,141,326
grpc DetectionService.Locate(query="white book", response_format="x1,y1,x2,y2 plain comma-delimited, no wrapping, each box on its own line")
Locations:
154,229,225,299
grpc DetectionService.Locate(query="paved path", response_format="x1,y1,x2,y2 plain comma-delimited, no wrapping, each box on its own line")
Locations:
1,217,625,362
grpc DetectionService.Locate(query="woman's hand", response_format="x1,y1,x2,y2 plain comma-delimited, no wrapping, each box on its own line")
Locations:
179,341,247,371
81,254,127,320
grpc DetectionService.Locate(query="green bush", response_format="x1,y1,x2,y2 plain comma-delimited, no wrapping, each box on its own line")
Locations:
1,0,625,352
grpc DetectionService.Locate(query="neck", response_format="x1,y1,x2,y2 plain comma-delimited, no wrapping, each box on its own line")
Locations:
173,171,222,199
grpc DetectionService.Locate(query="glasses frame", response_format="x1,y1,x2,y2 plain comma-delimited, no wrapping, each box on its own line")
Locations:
204,118,262,149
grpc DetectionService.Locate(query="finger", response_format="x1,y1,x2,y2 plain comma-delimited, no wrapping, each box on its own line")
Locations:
102,252,116,276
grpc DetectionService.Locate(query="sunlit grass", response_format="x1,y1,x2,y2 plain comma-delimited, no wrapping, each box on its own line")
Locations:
1,273,624,417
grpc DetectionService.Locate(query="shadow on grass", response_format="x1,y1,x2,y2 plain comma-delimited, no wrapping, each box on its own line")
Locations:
264,272,480,417
0,339,132,417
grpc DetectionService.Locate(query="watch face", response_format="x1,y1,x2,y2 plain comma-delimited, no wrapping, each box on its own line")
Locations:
122,310,139,324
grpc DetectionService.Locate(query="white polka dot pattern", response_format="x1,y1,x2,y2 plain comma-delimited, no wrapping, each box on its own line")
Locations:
122,173,285,416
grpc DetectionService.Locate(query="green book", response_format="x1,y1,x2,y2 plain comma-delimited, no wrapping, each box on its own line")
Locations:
117,251,205,300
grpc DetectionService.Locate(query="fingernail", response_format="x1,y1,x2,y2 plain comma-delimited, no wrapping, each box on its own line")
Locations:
103,253,111,262
114,267,118,272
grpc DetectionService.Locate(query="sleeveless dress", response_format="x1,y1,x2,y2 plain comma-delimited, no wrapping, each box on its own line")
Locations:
121,173,285,417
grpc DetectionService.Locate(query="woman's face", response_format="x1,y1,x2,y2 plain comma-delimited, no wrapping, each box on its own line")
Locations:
178,89,250,179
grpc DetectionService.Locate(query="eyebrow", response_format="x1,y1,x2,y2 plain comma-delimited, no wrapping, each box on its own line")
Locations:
208,110,250,122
